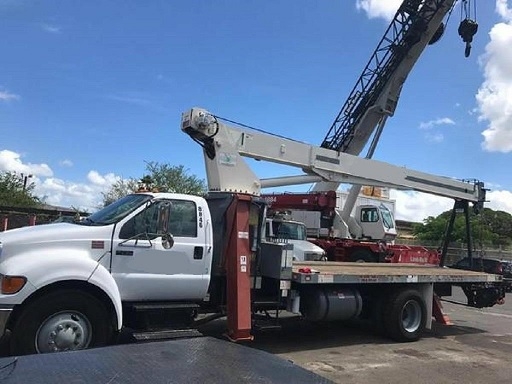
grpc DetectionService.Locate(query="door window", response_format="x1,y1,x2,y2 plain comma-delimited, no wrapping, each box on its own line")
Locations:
360,207,379,223
119,199,197,239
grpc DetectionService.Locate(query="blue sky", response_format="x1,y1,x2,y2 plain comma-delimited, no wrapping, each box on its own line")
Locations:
1,0,512,221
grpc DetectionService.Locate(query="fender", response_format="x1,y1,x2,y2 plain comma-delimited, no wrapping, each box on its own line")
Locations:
0,249,123,330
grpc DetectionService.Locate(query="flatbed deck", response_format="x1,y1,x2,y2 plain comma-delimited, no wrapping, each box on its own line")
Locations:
292,261,502,285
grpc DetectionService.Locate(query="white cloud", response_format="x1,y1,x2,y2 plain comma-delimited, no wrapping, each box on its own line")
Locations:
391,188,512,222
87,170,119,186
487,189,512,212
0,150,53,177
476,1,512,152
418,117,454,143
496,0,512,22
391,190,454,222
59,159,73,167
355,0,401,21
0,149,120,212
425,132,444,143
41,24,61,34
0,89,20,102
418,117,455,130
36,176,115,212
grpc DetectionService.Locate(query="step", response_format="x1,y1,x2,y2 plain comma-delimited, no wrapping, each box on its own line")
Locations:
130,303,200,312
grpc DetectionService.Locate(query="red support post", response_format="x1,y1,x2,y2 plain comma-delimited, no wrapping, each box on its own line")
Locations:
28,214,36,226
432,294,452,325
1,216,7,232
225,194,254,342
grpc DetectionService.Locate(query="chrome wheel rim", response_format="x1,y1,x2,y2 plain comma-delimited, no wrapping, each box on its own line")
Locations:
35,311,92,353
401,300,422,333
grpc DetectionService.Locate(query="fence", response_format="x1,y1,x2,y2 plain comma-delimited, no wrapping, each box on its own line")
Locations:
0,205,79,231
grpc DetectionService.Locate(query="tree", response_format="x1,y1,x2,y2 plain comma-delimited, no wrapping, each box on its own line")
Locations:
101,177,139,207
0,171,41,207
144,162,206,195
412,207,512,248
100,163,206,207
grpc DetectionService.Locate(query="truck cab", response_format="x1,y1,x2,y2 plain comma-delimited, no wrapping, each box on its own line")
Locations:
0,192,213,355
352,204,397,241
265,216,326,261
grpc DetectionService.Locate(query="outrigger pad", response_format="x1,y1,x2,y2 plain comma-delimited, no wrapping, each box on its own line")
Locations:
0,337,333,383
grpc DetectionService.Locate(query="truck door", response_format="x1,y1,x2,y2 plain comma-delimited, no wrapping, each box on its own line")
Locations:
111,198,211,301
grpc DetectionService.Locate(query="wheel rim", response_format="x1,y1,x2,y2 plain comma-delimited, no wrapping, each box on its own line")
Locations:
35,310,92,353
401,299,422,333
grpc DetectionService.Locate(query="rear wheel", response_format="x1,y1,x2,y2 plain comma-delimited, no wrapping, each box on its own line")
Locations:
10,289,113,355
383,289,426,342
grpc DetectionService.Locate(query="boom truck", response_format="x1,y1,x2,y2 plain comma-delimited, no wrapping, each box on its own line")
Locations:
262,0,471,265
0,106,504,356
0,1,492,357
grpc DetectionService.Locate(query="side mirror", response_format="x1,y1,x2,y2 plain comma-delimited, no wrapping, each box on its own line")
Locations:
156,201,174,249
161,233,175,249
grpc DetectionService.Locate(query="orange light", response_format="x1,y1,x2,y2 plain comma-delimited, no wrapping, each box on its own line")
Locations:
1,275,27,294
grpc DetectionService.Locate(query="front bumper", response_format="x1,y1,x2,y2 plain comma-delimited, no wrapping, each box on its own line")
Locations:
0,305,13,338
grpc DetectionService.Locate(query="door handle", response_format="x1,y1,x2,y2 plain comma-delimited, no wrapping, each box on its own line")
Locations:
193,246,204,260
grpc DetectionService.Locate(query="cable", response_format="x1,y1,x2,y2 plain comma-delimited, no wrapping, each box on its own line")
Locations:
213,114,311,146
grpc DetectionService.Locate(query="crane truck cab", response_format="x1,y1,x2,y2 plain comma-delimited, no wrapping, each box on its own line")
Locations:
265,214,326,261
349,204,397,241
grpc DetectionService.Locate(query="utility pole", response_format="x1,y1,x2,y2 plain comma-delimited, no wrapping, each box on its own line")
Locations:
20,173,33,192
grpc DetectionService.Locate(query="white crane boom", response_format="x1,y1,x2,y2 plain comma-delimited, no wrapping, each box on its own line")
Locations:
181,108,485,206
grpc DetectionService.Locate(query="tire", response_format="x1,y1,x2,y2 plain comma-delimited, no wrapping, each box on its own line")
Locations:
351,249,378,263
10,289,113,355
382,289,427,342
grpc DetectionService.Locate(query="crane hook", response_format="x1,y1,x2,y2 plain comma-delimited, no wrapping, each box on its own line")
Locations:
458,18,478,57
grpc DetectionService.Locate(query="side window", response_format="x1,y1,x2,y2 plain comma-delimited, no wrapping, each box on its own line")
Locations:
119,199,198,239
169,200,198,238
119,202,160,239
360,208,379,223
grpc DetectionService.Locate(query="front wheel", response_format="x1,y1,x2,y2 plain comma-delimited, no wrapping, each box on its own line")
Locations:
10,289,113,355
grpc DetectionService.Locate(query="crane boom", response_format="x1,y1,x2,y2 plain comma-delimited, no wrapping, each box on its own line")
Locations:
181,108,485,207
315,0,457,218
321,0,455,155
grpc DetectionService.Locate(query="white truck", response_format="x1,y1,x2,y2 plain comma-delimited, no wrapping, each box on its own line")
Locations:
265,215,326,261
0,107,505,357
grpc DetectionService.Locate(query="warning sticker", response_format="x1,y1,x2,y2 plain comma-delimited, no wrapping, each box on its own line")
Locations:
318,274,334,284
238,231,249,239
240,256,247,265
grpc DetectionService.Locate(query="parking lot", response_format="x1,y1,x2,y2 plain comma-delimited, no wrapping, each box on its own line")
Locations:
1,287,510,383
229,287,512,383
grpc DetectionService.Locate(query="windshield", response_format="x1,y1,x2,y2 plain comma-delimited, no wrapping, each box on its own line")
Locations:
379,206,395,230
84,194,152,226
271,221,307,240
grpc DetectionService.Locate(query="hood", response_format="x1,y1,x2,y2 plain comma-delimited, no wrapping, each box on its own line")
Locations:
288,239,325,254
0,223,111,245
287,239,325,262
0,223,114,264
